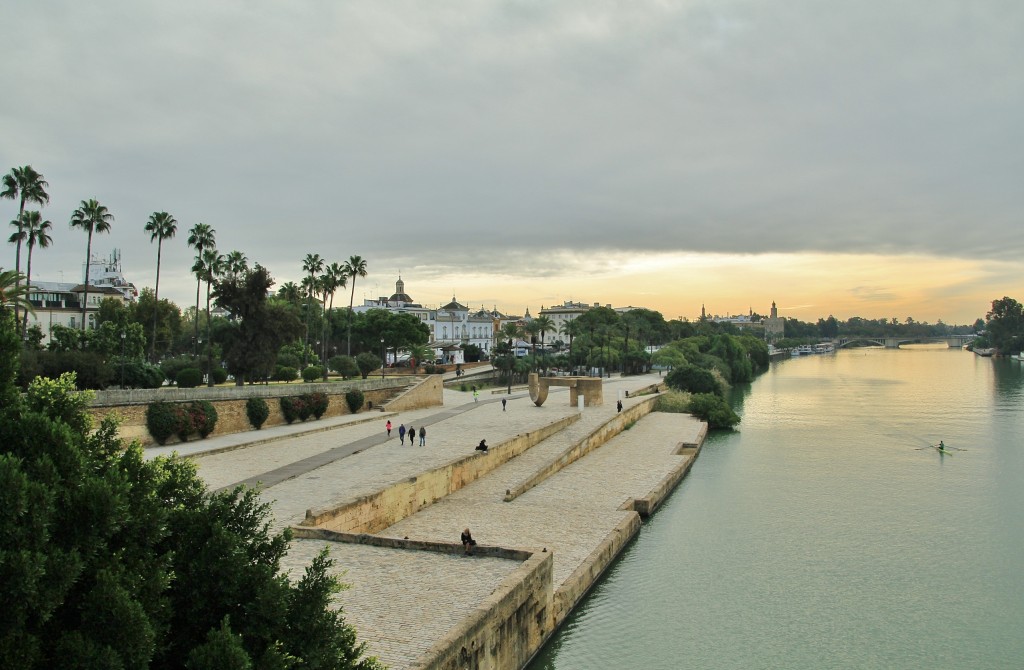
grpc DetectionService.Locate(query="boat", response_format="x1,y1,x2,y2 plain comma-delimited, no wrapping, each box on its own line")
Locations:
973,347,995,357
1011,353,1024,362
813,342,836,354
795,344,814,356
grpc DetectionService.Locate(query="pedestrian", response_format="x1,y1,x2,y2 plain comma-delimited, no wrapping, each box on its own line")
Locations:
407,426,414,446
501,398,507,411
461,528,477,555
399,423,407,445
617,399,623,413
472,388,479,403
475,439,488,453
419,425,426,446
386,420,392,437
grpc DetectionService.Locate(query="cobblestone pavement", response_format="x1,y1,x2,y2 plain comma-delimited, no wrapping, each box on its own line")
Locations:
184,375,703,669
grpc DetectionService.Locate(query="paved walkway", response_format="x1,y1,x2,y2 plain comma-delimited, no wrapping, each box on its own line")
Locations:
171,374,701,670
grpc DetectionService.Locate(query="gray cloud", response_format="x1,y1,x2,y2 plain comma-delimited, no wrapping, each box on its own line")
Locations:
3,0,1022,307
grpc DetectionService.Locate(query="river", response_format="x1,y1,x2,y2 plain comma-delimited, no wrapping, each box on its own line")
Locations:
528,346,1024,669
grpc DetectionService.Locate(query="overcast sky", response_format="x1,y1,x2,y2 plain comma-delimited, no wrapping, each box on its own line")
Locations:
3,0,1023,324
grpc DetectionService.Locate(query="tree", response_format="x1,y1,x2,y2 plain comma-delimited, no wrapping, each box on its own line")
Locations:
144,211,178,361
69,199,114,332
666,364,722,396
355,352,381,379
132,288,182,360
2,165,49,327
187,223,216,356
201,248,225,385
17,211,53,336
343,255,368,356
532,315,554,371
213,263,303,385
986,297,1024,354
302,253,324,367
0,268,34,316
223,250,247,278
0,312,382,668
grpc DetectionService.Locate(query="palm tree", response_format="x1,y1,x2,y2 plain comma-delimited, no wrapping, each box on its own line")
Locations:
187,223,215,355
560,318,579,358
144,211,177,360
0,268,33,316
2,166,49,325
224,250,248,278
20,211,52,336
201,247,225,386
277,281,301,304
343,255,368,356
302,253,324,368
69,199,114,332
531,315,555,373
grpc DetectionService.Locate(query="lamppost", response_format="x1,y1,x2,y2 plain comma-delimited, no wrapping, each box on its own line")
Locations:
120,330,126,389
380,337,385,380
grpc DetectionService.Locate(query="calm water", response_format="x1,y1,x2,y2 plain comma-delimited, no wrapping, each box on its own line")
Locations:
529,346,1024,669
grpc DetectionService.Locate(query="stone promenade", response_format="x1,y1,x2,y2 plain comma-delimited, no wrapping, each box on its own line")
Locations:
168,374,704,669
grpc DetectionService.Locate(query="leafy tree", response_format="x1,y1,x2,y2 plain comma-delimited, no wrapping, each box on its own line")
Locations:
688,392,741,428
329,355,359,379
666,364,722,396
818,315,839,339
355,352,381,379
0,310,381,669
213,264,303,385
985,296,1024,354
144,211,177,361
0,268,34,317
69,198,114,331
132,288,183,360
2,165,49,327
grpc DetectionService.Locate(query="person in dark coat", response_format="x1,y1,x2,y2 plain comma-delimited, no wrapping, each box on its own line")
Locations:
475,439,488,453
419,425,426,446
398,423,406,445
461,528,477,555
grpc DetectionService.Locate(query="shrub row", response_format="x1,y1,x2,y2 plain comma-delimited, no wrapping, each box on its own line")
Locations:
146,400,219,445
280,392,330,424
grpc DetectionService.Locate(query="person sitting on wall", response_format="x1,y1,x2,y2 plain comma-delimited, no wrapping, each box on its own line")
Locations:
461,528,477,555
475,439,488,453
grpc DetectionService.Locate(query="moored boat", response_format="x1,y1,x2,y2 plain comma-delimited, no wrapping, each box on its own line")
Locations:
973,347,995,357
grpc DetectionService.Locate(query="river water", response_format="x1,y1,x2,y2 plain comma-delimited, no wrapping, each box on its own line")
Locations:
529,346,1024,669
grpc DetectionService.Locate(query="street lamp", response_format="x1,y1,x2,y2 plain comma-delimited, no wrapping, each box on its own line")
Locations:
120,330,126,389
380,337,385,380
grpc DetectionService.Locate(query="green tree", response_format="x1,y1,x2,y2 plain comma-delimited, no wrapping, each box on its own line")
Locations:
132,287,183,360
144,211,177,361
985,297,1024,354
355,352,381,379
187,223,216,355
69,198,114,332
302,253,324,367
201,248,226,385
343,255,368,356
214,264,303,385
2,165,49,327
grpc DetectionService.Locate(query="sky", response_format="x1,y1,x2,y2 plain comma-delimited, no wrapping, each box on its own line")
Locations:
3,0,1023,325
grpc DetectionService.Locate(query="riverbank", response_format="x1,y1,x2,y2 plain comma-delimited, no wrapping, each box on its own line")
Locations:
182,374,706,669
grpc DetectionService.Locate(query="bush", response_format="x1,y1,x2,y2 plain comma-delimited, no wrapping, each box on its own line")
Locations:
309,392,329,419
147,401,182,445
655,389,693,413
192,400,219,438
666,364,722,397
30,350,113,390
329,355,359,379
280,396,299,424
355,353,381,379
246,397,269,429
345,389,364,414
424,364,437,374
274,366,298,382
688,392,741,429
295,393,314,421
301,366,322,383
121,360,166,389
176,368,204,388
160,355,197,385
209,367,228,385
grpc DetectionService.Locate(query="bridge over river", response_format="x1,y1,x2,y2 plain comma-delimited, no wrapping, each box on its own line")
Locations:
835,334,976,349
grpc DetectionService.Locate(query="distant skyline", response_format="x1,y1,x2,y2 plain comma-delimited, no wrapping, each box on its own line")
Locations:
4,1,1022,326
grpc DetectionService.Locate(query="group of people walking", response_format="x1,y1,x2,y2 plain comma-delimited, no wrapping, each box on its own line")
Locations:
385,420,427,446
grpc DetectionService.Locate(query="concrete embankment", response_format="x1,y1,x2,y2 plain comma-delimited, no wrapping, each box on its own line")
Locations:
189,375,706,670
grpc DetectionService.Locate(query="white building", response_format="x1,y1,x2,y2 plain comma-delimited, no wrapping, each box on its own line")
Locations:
24,250,138,345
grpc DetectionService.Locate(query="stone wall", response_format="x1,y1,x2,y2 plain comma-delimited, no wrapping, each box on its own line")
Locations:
301,415,580,533
289,529,554,670
503,396,660,502
89,377,441,447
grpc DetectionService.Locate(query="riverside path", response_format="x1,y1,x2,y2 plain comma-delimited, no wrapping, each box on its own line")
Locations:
164,374,705,669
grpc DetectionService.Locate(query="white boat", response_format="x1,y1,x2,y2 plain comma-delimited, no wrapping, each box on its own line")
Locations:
813,343,835,354
1011,353,1024,362
973,347,995,357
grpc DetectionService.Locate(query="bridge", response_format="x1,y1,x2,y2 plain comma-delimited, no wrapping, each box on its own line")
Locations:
834,334,976,349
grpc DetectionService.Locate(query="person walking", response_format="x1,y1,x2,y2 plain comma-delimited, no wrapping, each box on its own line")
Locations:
617,399,623,413
419,425,426,446
407,426,414,446
472,387,479,403
501,398,507,411
386,420,392,437
398,423,407,445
